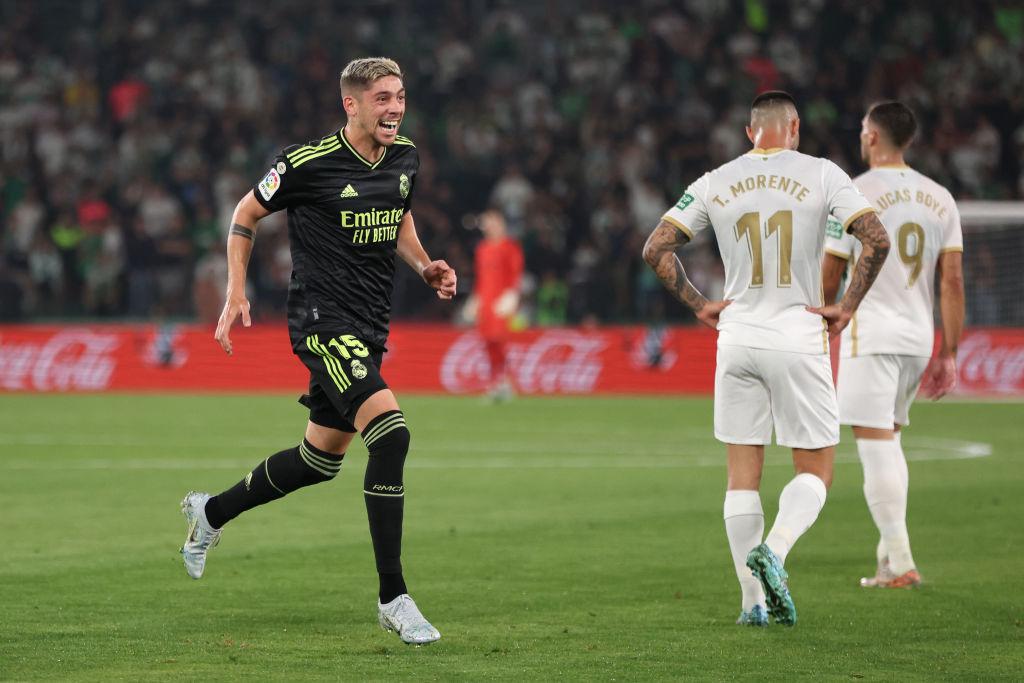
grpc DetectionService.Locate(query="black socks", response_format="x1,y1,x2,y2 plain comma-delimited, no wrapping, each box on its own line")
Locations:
205,439,344,529
361,410,410,603
202,410,412,604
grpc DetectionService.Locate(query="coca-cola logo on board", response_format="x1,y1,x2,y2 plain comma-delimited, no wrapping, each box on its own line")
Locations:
958,333,1024,393
440,330,606,393
0,330,120,391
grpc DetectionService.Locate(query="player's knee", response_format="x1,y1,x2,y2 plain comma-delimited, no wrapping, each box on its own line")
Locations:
266,439,345,494
362,410,410,456
297,438,345,484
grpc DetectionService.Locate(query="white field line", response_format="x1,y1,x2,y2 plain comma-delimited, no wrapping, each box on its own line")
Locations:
0,435,992,470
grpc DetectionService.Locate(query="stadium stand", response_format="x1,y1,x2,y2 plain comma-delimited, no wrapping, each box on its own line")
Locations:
1,0,1021,325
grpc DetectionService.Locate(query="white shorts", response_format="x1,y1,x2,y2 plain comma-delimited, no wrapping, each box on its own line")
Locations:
714,344,839,449
836,354,930,429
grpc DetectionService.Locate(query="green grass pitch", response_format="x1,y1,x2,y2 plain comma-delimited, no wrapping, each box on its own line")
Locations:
1,393,1022,681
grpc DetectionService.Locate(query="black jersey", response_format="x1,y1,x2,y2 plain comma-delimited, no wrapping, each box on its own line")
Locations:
253,129,418,351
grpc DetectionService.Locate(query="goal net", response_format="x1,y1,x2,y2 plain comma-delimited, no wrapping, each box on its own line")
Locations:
959,201,1024,327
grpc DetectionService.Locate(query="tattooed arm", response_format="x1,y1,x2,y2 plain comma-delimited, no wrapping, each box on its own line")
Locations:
642,219,732,329
806,210,890,336
841,211,891,312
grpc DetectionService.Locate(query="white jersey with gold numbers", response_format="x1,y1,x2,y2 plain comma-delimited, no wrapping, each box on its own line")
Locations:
663,149,874,354
824,166,963,358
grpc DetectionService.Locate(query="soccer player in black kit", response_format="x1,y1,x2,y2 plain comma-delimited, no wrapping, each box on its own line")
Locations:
180,57,455,645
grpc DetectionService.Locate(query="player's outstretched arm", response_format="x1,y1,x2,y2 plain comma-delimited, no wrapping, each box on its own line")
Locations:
215,190,270,356
397,211,457,300
921,250,965,399
642,219,731,329
807,212,890,336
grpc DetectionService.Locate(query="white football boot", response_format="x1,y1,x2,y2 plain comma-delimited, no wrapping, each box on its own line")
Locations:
180,491,221,579
378,594,441,645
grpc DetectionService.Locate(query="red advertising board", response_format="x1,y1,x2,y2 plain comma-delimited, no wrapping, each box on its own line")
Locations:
1,323,1022,396
955,330,1024,395
388,324,717,394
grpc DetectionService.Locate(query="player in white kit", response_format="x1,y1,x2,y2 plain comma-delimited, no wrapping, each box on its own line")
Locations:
643,91,891,626
822,101,964,589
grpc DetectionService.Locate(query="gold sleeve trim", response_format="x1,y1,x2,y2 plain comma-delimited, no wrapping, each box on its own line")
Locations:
842,207,875,232
939,246,964,254
661,215,694,241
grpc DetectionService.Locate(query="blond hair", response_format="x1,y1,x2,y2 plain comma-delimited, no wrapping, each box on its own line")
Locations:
339,57,403,96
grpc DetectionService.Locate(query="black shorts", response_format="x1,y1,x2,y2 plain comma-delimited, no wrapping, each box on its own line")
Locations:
293,331,388,433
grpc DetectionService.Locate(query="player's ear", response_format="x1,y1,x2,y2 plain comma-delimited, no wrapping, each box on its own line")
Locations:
342,93,357,117
745,126,755,144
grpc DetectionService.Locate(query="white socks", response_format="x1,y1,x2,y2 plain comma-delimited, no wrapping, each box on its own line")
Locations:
724,490,766,611
894,431,909,493
764,473,827,566
858,436,916,574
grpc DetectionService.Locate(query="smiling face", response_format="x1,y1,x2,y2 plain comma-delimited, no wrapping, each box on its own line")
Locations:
344,75,405,148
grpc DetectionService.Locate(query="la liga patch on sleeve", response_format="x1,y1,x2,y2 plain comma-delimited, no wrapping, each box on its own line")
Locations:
674,193,695,210
825,216,844,239
258,168,281,200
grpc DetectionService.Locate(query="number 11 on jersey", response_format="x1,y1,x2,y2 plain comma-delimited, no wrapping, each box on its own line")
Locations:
734,210,793,288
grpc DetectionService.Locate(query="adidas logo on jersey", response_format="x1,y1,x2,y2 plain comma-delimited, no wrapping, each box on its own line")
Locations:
340,184,359,198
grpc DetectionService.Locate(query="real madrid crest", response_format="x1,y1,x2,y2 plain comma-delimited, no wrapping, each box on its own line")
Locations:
399,173,410,199
351,359,368,380
276,161,287,174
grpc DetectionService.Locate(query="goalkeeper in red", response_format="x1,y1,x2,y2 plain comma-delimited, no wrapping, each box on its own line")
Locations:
178,57,456,645
470,209,523,400
823,101,964,589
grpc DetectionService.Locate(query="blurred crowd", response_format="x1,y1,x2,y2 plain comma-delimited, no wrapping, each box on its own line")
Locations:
1,0,1022,325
